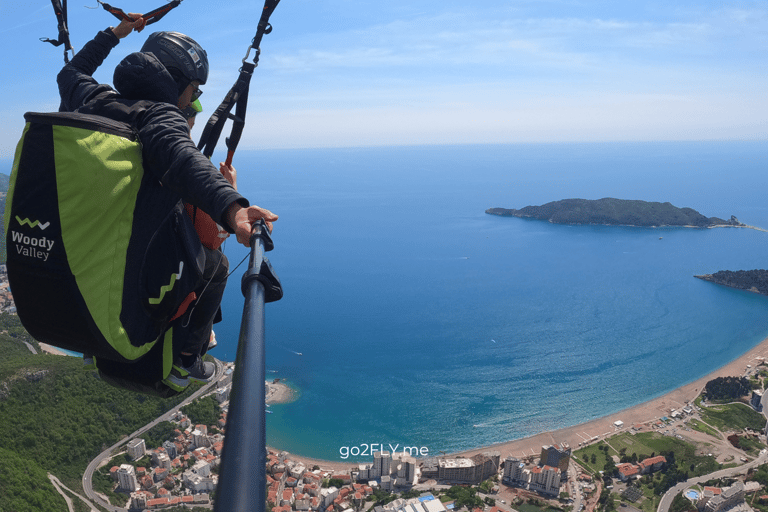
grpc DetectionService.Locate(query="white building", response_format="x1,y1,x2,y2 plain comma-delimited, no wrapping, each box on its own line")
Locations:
216,386,230,403
154,452,171,470
373,451,392,478
117,464,138,492
320,486,339,508
126,438,146,461
503,457,527,484
529,465,560,495
703,482,747,512
355,463,372,481
190,459,211,477
183,472,217,493
392,452,417,485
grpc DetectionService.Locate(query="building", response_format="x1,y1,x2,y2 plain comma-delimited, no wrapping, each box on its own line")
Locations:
638,455,666,474
617,463,640,482
392,452,417,485
702,482,747,512
320,486,339,508
373,451,392,478
162,440,178,460
127,438,146,461
539,443,571,481
438,452,500,484
503,457,526,485
529,465,560,495
117,464,139,492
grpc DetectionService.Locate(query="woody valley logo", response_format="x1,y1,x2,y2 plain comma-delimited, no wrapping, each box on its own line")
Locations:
12,216,55,261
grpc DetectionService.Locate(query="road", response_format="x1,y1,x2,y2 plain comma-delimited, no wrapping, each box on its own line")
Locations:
49,473,99,512
656,448,768,512
657,389,768,512
81,359,226,512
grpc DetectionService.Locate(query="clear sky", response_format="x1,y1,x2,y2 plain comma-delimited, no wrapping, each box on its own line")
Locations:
1,0,766,157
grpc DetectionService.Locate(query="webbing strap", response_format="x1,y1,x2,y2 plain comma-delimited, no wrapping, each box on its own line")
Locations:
97,0,183,25
197,62,254,164
40,0,74,63
196,0,281,164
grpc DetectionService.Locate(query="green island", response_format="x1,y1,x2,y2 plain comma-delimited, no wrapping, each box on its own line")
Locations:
486,198,745,228
695,270,768,297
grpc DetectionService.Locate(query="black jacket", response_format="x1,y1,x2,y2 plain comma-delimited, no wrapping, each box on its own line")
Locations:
57,29,247,231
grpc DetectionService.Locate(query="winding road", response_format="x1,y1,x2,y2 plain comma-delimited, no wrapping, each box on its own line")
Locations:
81,359,225,512
657,393,768,512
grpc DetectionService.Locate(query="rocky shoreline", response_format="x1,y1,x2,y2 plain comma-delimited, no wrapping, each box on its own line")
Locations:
695,270,768,296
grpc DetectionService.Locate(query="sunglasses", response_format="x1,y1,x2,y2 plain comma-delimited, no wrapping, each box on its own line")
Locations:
191,86,203,102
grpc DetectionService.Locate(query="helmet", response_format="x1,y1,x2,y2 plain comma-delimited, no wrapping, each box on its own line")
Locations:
141,31,209,86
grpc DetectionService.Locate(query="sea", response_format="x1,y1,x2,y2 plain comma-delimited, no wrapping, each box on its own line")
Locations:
15,140,768,462
211,140,768,462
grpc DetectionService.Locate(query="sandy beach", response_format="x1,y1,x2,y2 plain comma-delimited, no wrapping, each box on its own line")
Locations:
282,335,768,472
38,343,68,356
266,380,297,405
34,328,768,473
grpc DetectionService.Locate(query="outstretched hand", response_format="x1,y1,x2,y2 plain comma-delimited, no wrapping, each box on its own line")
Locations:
227,204,279,246
111,13,147,39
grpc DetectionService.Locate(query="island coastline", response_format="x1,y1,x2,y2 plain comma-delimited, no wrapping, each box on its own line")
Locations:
280,333,768,471
486,198,750,229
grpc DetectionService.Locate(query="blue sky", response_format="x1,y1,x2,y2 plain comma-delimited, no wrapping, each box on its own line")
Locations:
1,0,766,157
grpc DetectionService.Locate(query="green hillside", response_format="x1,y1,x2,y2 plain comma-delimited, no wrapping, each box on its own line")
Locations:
0,314,201,510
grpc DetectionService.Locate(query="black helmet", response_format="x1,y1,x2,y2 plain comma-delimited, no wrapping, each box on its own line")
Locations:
141,31,209,87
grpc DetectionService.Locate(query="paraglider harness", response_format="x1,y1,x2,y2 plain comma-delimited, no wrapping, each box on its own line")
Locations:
10,0,282,398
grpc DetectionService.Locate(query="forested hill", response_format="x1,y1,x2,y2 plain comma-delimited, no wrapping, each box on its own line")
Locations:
486,198,744,228
695,270,768,296
0,314,203,511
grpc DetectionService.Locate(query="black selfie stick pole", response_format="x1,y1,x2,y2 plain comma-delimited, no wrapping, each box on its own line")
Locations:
215,219,282,512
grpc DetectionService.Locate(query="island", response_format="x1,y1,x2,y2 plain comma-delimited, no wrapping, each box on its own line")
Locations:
695,270,768,296
486,197,745,228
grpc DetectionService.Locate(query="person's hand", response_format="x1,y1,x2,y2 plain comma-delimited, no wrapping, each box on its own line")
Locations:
110,14,147,39
220,162,238,190
226,204,278,246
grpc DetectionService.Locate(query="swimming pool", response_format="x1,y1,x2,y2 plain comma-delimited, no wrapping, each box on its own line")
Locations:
685,490,700,501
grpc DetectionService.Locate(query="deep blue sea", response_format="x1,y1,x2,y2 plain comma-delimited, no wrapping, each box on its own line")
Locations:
167,141,768,461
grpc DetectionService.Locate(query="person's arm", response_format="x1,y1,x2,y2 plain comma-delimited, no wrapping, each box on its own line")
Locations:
57,16,146,112
137,103,253,231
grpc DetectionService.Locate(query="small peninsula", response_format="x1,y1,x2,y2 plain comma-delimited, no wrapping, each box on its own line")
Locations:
695,270,768,296
486,198,745,228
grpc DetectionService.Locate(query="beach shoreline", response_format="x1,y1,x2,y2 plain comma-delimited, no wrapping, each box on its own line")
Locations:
279,334,768,471
266,380,297,405
34,328,768,472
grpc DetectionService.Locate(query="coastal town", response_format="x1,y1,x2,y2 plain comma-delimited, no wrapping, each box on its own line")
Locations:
4,264,768,512
99,360,768,512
